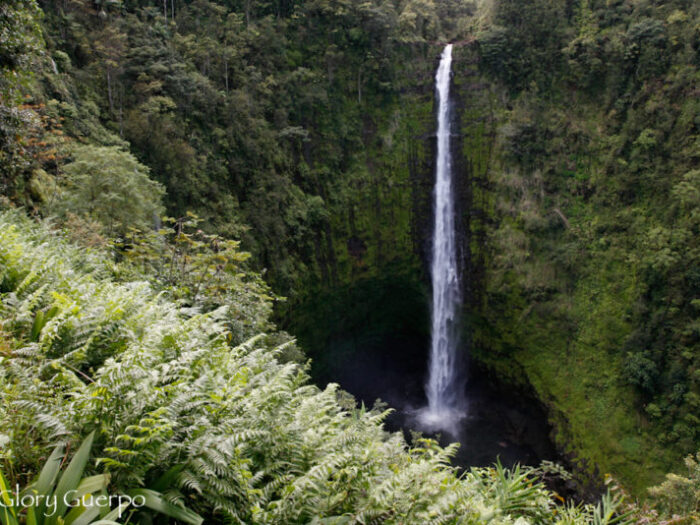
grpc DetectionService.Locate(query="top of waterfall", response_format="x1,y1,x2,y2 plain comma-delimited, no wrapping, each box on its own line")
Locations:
435,45,453,85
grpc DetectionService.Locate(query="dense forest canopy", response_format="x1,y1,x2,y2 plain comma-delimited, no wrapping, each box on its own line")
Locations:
1,0,700,522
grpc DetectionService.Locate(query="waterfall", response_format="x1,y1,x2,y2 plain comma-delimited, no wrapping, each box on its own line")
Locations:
419,44,465,432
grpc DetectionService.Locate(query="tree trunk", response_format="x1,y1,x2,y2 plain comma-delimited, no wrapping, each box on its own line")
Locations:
106,69,113,113
119,86,124,137
357,68,362,104
224,58,229,93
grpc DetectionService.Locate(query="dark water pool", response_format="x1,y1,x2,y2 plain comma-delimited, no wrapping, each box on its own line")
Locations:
318,341,559,471
383,372,559,471
311,334,598,500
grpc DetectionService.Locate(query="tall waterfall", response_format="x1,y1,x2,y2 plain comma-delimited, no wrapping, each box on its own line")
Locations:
419,44,465,431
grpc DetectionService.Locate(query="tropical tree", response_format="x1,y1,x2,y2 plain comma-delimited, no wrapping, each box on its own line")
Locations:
56,145,164,235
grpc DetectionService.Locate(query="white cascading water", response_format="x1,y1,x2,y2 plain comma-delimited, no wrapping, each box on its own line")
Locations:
418,44,465,432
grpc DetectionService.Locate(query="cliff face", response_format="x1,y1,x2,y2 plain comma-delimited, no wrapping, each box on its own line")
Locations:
284,45,438,404
292,31,694,495
450,41,676,493
451,2,699,493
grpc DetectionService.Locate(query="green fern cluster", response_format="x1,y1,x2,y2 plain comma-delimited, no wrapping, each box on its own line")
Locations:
0,211,631,524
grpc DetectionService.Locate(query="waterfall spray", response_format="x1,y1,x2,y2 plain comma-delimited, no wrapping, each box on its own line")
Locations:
418,44,466,433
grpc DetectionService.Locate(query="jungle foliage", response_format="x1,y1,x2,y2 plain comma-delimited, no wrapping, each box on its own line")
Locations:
16,0,474,297
2,0,700,518
473,0,700,495
0,211,642,524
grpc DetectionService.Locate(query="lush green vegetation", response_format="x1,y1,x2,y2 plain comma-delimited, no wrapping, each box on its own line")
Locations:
470,0,700,494
2,0,700,520
0,210,645,523
22,0,473,296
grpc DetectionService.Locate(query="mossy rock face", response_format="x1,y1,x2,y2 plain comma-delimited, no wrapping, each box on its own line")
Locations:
447,46,674,494
289,39,683,497
280,46,441,394
447,41,685,498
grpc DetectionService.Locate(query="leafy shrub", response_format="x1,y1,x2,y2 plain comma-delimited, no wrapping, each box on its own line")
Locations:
623,351,659,393
647,452,700,521
624,19,669,80
56,145,164,235
0,0,44,103
0,431,203,525
478,26,524,89
118,213,277,344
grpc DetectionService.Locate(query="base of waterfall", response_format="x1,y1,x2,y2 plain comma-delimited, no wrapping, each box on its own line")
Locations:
413,405,467,437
